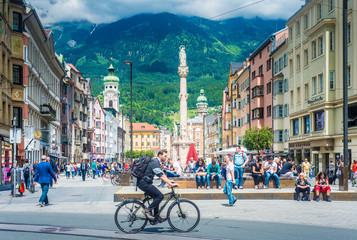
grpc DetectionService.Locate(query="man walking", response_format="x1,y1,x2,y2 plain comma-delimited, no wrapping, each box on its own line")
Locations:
81,160,88,181
34,155,57,207
233,145,248,189
91,161,97,179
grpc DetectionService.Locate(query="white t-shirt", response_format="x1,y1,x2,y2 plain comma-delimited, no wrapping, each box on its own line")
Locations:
173,161,182,176
226,162,234,181
264,161,277,174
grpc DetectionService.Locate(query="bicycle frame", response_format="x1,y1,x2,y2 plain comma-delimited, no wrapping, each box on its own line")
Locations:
143,188,180,217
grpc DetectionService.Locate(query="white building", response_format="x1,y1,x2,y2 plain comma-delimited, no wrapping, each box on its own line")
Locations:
91,98,105,162
105,111,119,162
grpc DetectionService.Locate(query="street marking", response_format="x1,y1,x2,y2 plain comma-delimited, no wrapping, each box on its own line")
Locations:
115,187,124,194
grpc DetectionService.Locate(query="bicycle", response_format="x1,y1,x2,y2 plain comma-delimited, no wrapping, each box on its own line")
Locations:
111,171,122,186
114,186,200,234
101,169,112,182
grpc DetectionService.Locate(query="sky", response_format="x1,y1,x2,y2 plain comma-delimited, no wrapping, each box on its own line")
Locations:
28,0,304,25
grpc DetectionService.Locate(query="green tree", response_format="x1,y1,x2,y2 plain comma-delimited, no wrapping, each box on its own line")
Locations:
242,126,274,154
125,150,155,159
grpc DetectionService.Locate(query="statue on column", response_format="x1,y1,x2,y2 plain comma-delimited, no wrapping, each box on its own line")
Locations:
179,45,187,66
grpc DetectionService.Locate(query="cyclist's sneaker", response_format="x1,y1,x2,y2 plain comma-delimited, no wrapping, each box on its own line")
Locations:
156,216,166,223
144,210,155,220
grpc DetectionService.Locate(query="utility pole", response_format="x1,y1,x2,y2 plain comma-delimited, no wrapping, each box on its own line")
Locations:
13,117,17,197
121,107,124,164
341,0,349,191
203,114,206,160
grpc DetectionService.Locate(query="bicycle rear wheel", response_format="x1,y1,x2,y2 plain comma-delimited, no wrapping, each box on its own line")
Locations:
167,199,200,232
102,172,111,182
111,174,121,186
114,200,148,233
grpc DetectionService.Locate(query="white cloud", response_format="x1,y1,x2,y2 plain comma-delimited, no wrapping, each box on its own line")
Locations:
27,0,304,24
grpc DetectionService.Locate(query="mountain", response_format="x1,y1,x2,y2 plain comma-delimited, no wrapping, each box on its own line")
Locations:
49,13,286,128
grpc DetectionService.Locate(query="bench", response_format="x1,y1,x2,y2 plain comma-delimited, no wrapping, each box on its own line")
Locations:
171,173,296,189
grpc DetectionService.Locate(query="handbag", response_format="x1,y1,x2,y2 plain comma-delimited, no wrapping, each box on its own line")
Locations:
196,172,207,177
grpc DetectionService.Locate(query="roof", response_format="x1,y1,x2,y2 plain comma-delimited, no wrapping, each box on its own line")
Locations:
187,116,203,124
197,89,208,105
104,64,119,83
132,123,160,132
249,35,274,60
74,84,84,92
205,114,216,125
230,62,244,76
68,63,82,74
44,29,51,36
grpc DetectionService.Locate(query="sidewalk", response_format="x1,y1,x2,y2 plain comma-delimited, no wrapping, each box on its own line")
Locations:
115,182,357,202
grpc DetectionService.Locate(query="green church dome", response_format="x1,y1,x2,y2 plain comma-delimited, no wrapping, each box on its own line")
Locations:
104,64,119,83
196,89,207,105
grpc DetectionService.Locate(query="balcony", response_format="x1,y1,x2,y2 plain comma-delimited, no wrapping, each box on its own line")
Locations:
40,104,56,122
75,138,81,146
252,75,264,86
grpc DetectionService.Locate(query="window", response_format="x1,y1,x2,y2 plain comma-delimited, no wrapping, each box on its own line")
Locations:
62,85,67,95
317,3,322,20
273,105,284,119
252,59,255,65
305,83,309,101
96,147,101,153
348,23,351,44
319,74,323,93
284,79,289,92
304,14,309,29
314,111,325,131
348,65,351,87
284,54,288,67
297,87,301,104
312,41,317,59
329,0,334,12
252,86,264,98
13,107,22,128
266,59,271,71
267,105,271,117
304,49,308,66
329,32,334,51
296,54,300,71
293,119,299,136
96,121,101,128
259,52,262,59
285,104,289,117
289,59,293,75
62,103,67,114
13,12,22,32
252,71,256,79
304,116,310,134
318,36,323,55
96,134,101,141
62,124,67,135
296,21,301,35
330,71,335,90
267,82,272,94
290,91,294,106
278,130,284,143
289,27,293,40
259,65,263,76
13,65,22,85
313,76,317,95
273,80,284,95
252,108,264,119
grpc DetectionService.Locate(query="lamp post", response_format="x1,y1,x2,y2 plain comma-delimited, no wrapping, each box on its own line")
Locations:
125,60,133,165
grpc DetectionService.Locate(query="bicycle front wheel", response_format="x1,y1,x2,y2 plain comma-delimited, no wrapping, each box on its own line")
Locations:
167,199,200,232
102,173,110,182
111,174,121,186
114,200,148,234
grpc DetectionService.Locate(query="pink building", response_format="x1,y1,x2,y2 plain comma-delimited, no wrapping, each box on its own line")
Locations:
249,29,288,131
91,98,105,162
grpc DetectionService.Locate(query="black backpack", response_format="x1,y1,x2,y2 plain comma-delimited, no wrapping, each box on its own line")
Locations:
24,166,30,177
131,156,153,180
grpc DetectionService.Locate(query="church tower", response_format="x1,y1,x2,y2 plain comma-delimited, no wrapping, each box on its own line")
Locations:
103,64,120,113
196,89,208,117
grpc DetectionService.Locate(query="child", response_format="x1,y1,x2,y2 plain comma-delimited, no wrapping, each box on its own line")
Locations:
223,154,237,207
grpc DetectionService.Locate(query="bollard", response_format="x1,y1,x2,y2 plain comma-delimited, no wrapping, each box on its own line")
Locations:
121,172,130,186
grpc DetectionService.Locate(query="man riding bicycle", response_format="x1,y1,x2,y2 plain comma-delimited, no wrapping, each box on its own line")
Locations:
137,149,179,221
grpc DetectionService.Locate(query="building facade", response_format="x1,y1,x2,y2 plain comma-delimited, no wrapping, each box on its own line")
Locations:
286,0,357,171
104,111,118,162
91,98,105,162
132,123,161,155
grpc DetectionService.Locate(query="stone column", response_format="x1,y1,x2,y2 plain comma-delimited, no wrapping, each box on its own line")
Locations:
178,65,189,140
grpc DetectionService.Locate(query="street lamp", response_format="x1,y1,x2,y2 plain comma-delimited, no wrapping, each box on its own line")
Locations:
125,60,133,165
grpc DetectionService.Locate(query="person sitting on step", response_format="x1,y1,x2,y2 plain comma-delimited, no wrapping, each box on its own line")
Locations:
263,157,281,189
314,172,332,202
206,160,221,189
195,158,207,189
295,173,311,201
251,157,265,189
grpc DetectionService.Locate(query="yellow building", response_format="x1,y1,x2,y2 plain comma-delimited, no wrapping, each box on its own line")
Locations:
287,0,357,172
132,123,161,155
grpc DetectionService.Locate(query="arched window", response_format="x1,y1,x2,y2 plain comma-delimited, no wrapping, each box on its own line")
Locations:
109,100,113,107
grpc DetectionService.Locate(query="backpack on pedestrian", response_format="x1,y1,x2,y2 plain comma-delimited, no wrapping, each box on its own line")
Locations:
24,166,30,178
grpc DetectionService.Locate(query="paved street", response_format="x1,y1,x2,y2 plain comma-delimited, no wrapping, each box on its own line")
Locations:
0,175,356,240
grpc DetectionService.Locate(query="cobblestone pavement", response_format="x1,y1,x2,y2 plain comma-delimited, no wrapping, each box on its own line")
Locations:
0,174,356,240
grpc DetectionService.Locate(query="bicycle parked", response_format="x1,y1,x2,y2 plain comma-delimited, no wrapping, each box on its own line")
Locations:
114,186,200,233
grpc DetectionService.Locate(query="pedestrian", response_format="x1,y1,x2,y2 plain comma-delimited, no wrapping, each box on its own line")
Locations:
301,158,311,179
91,160,97,179
65,163,71,179
23,160,31,189
223,154,237,207
9,163,23,196
70,163,75,179
81,160,88,181
34,155,57,207
350,160,357,187
233,145,248,189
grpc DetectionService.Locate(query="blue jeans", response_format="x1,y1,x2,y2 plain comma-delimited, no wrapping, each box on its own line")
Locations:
223,180,236,205
207,174,221,187
196,175,206,187
66,171,70,179
71,171,75,178
265,172,280,187
39,183,49,204
166,170,179,178
234,166,244,187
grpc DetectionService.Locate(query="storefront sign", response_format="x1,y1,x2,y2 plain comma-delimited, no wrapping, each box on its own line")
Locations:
308,96,323,104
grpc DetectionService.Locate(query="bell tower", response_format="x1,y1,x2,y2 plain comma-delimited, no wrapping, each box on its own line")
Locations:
103,64,120,113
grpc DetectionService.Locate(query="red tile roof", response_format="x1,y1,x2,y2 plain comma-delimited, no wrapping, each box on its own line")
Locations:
74,84,84,92
132,123,160,132
44,29,51,36
68,63,82,74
